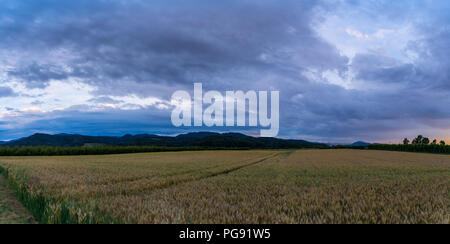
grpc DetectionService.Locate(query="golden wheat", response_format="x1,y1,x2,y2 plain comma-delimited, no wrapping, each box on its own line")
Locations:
0,149,448,224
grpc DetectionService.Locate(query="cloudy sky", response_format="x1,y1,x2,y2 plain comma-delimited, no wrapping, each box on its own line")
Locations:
0,0,449,143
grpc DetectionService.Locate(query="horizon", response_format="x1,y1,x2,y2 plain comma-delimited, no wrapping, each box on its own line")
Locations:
0,131,448,146
1,1,450,143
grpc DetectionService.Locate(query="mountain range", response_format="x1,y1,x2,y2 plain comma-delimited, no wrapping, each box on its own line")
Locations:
0,132,327,149
348,141,372,146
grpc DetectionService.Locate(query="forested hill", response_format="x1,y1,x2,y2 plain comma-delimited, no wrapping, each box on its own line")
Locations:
1,132,327,149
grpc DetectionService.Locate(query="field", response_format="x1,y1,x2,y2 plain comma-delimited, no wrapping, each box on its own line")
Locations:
0,175,35,224
0,149,449,224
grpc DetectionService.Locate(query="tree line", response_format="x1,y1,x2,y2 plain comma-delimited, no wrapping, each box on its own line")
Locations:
403,135,446,146
0,146,250,157
362,143,450,154
334,135,449,154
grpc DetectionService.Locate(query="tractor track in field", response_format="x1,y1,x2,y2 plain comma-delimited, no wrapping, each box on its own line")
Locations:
104,151,288,197
0,151,291,205
148,151,286,190
205,152,286,178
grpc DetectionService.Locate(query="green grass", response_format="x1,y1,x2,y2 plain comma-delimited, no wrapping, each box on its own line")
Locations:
0,175,35,224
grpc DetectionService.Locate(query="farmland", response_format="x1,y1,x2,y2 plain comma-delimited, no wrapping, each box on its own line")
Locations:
0,175,35,224
0,149,449,224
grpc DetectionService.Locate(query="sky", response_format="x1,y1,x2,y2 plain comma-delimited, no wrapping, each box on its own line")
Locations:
0,0,449,143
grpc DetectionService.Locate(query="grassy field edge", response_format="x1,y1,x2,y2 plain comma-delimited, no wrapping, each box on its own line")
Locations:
0,164,119,224
0,174,36,224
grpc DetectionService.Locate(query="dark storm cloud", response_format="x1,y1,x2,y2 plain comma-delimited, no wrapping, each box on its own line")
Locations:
348,0,450,91
408,30,450,91
3,0,347,95
1,0,449,142
8,62,70,89
351,29,450,91
352,54,416,84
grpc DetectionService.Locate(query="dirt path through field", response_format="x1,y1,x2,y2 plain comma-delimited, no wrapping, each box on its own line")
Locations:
0,175,36,224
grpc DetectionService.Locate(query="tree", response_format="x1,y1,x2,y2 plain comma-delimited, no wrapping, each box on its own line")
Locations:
432,139,437,145
440,140,446,146
422,137,430,145
403,138,410,145
412,135,424,144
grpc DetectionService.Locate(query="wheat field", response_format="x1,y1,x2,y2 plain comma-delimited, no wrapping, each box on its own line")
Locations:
0,149,448,224
0,175,35,224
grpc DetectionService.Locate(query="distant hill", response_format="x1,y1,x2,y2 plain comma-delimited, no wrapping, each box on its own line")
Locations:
175,132,222,140
1,132,327,149
349,141,371,146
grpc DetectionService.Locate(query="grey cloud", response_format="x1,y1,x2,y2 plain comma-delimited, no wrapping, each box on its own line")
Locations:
3,0,347,96
278,76,450,142
408,30,450,90
1,0,449,143
31,100,44,106
88,96,123,104
354,31,450,91
0,86,17,97
352,54,416,84
8,62,69,88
